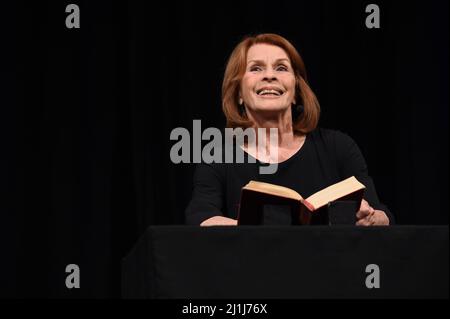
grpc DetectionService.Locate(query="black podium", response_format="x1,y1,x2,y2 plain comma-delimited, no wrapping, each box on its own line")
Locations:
122,226,448,299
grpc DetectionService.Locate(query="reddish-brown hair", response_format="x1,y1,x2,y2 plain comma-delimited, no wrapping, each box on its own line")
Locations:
222,33,320,133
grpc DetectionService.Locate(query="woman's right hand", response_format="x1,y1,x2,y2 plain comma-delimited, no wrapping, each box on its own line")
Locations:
200,216,238,226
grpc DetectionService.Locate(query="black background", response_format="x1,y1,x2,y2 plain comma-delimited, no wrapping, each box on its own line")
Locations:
0,0,448,298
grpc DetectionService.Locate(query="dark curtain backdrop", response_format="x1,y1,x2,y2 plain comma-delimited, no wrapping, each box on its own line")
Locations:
1,0,448,298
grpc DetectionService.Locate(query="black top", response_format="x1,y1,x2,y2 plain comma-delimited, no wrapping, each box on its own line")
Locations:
185,128,394,225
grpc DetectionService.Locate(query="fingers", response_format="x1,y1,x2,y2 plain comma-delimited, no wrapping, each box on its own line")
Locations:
359,199,369,210
356,199,375,219
200,216,238,226
356,215,374,226
356,210,390,226
358,199,370,212
356,199,375,226
370,210,390,226
356,210,369,220
356,207,374,219
216,219,238,226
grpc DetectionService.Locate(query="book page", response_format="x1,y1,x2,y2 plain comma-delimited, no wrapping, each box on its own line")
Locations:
305,176,365,210
243,181,303,201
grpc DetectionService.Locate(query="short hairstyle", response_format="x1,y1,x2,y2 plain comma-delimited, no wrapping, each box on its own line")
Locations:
222,33,320,134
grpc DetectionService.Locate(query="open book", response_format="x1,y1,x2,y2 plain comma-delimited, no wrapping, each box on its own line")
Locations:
237,176,366,225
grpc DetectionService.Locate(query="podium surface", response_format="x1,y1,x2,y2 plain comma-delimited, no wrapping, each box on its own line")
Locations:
122,226,448,299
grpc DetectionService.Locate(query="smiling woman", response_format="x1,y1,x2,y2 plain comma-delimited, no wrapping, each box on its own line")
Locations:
185,33,393,227
241,45,298,121
222,34,320,133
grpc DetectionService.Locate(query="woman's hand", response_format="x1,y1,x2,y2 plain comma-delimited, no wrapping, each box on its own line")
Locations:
356,199,390,226
200,216,238,226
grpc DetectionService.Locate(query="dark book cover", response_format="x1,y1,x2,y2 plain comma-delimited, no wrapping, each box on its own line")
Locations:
238,188,364,226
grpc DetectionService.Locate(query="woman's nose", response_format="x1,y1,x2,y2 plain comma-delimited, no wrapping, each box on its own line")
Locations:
262,68,277,81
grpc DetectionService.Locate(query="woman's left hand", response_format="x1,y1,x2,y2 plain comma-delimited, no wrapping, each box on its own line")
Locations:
356,199,390,226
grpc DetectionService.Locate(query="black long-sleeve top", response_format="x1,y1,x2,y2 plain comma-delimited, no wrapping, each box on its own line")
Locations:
185,127,394,225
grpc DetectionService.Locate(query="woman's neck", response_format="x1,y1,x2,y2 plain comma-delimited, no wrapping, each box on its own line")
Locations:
243,108,305,163
246,108,297,148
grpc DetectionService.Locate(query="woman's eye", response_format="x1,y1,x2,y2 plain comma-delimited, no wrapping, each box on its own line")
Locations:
250,66,262,72
276,65,288,71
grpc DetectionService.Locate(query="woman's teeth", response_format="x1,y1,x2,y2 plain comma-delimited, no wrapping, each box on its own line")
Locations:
257,89,282,96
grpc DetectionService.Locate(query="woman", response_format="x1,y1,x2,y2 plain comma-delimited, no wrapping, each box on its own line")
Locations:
185,33,392,226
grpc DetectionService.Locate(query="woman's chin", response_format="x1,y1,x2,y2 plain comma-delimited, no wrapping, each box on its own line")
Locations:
252,104,290,114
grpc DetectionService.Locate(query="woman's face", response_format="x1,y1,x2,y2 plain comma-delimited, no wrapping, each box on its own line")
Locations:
240,44,296,115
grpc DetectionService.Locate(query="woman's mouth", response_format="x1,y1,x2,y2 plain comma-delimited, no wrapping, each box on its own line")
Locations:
255,87,284,98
